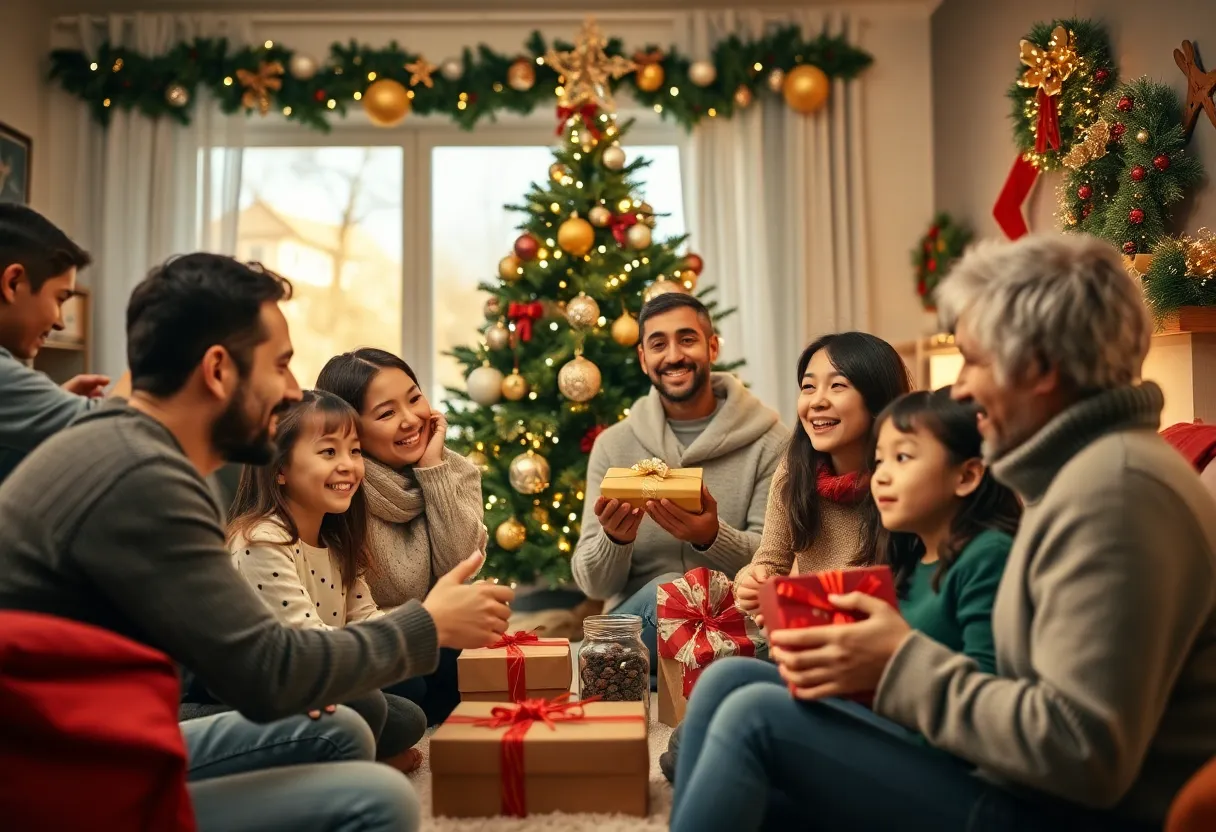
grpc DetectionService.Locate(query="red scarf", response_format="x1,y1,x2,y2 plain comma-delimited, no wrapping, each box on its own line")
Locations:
816,465,870,504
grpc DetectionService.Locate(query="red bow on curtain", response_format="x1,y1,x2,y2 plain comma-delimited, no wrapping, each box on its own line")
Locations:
556,104,601,139
507,301,544,342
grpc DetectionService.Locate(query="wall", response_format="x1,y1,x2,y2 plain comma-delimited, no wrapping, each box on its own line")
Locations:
0,0,52,213
933,0,1216,242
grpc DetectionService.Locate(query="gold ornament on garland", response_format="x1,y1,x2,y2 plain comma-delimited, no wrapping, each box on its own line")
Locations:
565,293,601,330
509,450,551,494
611,310,640,346
236,61,284,115
588,205,611,227
405,57,437,88
689,60,716,87
558,354,602,402
1183,228,1216,277
544,18,637,111
507,58,536,91
363,78,411,126
783,64,830,114
1061,119,1110,170
767,68,786,93
550,162,570,182
498,253,522,281
288,54,319,80
439,57,463,82
495,517,527,551
501,371,529,401
165,83,190,108
636,61,665,93
558,214,595,257
733,85,754,109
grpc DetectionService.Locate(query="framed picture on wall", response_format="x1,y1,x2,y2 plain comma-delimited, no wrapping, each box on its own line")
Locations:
0,122,32,205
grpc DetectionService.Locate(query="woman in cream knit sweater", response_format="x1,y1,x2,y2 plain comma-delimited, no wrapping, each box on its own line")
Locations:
317,348,486,724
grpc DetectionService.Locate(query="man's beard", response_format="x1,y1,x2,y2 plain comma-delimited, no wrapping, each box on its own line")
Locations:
650,361,710,403
212,387,282,466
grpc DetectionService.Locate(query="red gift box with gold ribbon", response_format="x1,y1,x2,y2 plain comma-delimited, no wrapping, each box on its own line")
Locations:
431,695,648,818
457,631,571,703
656,567,764,726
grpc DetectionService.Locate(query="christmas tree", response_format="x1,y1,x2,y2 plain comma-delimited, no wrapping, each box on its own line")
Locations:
443,20,737,587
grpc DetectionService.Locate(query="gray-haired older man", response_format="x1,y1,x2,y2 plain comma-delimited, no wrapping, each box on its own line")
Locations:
681,233,1216,831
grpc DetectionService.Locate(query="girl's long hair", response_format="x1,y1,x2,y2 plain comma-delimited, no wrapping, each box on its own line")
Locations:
781,332,912,555
863,387,1022,596
227,390,370,590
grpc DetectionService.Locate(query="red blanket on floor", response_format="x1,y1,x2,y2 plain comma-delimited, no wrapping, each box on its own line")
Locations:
1161,422,1216,472
0,611,195,831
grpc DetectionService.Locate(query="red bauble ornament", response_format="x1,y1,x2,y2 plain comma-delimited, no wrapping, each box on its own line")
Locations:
513,234,540,261
1154,153,1171,172
928,225,940,239
1117,96,1134,112
684,253,704,275
580,424,606,453
1082,203,1093,218
1077,184,1093,200
1131,165,1147,182
1094,68,1110,84
1122,241,1137,255
314,90,327,102
1129,208,1145,224
1111,122,1126,139
916,278,928,296
926,258,938,273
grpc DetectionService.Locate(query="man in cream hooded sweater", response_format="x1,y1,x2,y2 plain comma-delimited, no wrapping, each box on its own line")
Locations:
572,293,788,672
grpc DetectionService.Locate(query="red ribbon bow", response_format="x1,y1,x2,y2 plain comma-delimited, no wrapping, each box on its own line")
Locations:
657,567,758,697
446,694,644,817
608,212,638,246
507,301,544,342
556,104,602,138
487,630,568,702
773,570,884,628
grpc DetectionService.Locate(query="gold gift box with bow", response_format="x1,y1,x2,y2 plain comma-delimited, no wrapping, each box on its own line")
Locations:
600,458,703,512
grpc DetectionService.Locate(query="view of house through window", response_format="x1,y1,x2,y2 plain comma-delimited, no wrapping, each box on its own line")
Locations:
223,147,404,389
430,144,686,406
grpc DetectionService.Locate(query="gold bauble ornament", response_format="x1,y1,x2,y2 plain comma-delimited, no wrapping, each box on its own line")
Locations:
565,293,601,330
626,223,652,250
509,450,551,494
498,253,522,281
466,450,490,470
734,85,754,109
363,79,412,126
767,68,786,93
638,201,656,228
636,62,665,93
1135,129,1150,144
602,145,626,171
501,371,529,401
783,65,830,114
689,60,717,87
558,215,595,257
484,296,502,319
507,57,536,91
495,518,527,551
611,311,640,346
550,162,570,183
440,58,464,82
589,205,612,227
558,355,602,402
466,364,505,406
165,83,190,108
531,505,551,524
485,321,511,350
643,278,687,304
289,54,319,80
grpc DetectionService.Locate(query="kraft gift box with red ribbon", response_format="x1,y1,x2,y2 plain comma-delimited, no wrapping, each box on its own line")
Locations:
600,458,702,512
431,696,648,819
457,631,572,703
758,566,899,704
656,566,764,727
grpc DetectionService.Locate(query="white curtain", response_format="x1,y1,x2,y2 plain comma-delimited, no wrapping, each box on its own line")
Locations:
71,13,248,378
677,9,868,424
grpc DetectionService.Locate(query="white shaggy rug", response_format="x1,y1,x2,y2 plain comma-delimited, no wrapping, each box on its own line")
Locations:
410,643,674,830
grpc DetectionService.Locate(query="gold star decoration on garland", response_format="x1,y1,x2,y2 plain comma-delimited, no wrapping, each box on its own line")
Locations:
236,61,284,115
405,56,436,88
544,18,637,111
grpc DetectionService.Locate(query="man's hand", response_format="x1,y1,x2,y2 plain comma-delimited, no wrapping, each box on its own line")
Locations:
308,704,338,719
422,553,514,649
417,410,448,468
734,564,769,613
62,373,110,398
645,485,719,548
768,592,910,700
594,496,644,545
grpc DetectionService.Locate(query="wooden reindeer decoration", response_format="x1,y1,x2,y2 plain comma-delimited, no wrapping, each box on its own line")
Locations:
1175,40,1216,140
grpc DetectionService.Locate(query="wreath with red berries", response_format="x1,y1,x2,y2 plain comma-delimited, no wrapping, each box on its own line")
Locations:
912,214,972,310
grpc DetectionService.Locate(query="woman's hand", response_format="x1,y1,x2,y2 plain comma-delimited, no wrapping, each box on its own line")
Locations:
418,409,448,468
734,564,769,612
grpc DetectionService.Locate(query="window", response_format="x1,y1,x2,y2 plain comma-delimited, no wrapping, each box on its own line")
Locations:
225,147,403,388
429,144,686,405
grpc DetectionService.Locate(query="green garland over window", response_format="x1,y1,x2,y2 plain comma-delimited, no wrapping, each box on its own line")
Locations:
48,27,872,132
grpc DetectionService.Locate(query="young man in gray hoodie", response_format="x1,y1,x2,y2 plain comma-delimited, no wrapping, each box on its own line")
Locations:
572,292,789,676
0,204,122,483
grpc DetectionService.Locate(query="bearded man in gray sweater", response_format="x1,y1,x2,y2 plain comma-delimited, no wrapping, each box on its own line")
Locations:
572,293,789,676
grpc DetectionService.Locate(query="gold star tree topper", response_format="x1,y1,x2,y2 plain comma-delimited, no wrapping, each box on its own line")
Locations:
544,19,636,111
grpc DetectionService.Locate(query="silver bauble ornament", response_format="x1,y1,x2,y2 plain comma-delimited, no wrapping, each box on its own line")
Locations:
602,145,626,171
485,322,511,350
440,58,463,82
466,364,505,406
689,60,717,87
626,223,652,249
165,83,190,108
767,68,786,93
558,355,602,402
288,54,319,80
565,293,601,330
509,451,551,494
589,205,612,227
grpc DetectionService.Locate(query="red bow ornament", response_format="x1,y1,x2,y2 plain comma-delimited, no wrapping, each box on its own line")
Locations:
657,567,763,697
608,212,638,246
487,630,569,703
508,301,544,342
556,104,602,139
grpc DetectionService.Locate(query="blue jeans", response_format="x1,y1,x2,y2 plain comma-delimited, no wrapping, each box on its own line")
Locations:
183,707,420,831
610,571,681,689
671,657,1151,832
384,646,462,726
